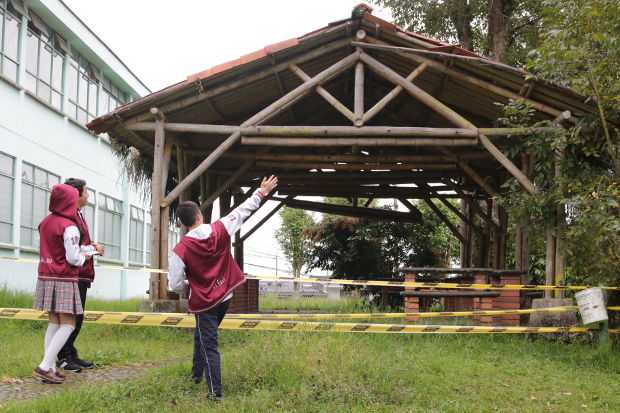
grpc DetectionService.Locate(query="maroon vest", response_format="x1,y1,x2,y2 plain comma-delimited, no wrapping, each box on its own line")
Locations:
173,221,246,313
76,211,95,283
38,184,81,282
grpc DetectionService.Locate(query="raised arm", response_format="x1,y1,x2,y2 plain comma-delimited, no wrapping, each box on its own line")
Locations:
220,175,278,236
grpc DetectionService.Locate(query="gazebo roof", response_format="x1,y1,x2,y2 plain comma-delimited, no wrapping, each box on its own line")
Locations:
86,5,594,205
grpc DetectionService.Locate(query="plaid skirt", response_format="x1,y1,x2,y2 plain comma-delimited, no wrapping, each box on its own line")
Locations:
34,279,84,315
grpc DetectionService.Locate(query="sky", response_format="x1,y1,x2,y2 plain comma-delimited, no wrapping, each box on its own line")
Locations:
61,0,394,276
63,0,392,92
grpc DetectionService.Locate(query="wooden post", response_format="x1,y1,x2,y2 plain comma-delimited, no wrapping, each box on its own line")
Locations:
515,154,530,277
149,109,165,301
354,62,364,126
203,174,217,223
218,176,232,217
159,206,170,299
459,199,473,267
359,52,537,195
176,144,188,203
545,229,556,299
161,51,360,207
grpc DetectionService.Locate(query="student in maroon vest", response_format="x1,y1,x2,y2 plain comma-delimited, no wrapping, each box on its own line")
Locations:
168,175,278,401
33,184,98,384
58,178,104,372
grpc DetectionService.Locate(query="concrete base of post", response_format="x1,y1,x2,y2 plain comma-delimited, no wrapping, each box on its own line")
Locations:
529,298,577,326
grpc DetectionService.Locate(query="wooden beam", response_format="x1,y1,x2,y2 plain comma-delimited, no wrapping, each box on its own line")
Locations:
277,187,469,200
161,51,360,207
240,200,287,243
354,62,365,126
242,137,478,147
360,51,537,195
439,148,498,197
128,122,556,137
200,160,254,210
220,151,491,164
397,198,423,221
279,197,422,223
289,64,356,123
255,161,457,171
363,62,429,124
354,40,573,119
422,198,466,243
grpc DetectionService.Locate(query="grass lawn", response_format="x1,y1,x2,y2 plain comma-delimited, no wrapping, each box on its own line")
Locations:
1,289,619,412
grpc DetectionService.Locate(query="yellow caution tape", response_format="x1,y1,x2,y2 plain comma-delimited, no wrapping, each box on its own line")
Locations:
2,255,619,291
1,308,617,334
227,306,579,320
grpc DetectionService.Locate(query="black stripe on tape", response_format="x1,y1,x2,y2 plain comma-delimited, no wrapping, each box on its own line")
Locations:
84,313,103,322
352,324,370,331
456,327,474,332
161,317,184,326
423,326,441,332
314,323,333,331
38,312,49,320
490,328,506,333
279,322,297,330
0,309,18,317
240,321,260,329
121,315,143,324
387,325,405,332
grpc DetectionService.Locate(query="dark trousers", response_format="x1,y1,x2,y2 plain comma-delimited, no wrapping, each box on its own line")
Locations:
59,281,89,360
193,300,230,396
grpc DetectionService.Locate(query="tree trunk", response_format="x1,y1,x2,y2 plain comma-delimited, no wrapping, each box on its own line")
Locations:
450,0,474,51
487,0,515,62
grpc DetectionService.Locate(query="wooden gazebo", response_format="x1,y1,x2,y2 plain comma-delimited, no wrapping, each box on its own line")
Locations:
88,5,594,312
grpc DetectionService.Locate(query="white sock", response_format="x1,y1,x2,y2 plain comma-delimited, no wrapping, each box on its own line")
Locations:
39,324,75,371
43,323,60,371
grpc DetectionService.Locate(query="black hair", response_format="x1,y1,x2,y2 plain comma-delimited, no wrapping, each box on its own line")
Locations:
177,201,201,227
64,178,87,196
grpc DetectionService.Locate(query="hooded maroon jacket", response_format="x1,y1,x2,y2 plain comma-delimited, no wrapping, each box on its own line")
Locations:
38,184,81,282
172,221,246,313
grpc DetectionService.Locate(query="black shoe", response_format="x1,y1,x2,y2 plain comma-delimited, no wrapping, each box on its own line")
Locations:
58,359,82,373
73,357,94,369
191,375,202,384
208,393,223,402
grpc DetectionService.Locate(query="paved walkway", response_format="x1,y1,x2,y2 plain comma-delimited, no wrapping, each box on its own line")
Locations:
0,361,171,407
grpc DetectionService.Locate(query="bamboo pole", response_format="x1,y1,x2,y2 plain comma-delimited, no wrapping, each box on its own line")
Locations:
360,51,537,195
289,64,356,123
354,62,365,126
161,51,360,207
159,206,170,299
363,62,429,124
242,137,478,147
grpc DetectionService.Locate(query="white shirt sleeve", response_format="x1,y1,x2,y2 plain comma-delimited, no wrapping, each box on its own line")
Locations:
63,226,86,267
220,189,266,236
168,252,187,293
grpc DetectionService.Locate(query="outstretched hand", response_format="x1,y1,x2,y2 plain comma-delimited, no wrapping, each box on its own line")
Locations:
260,175,278,196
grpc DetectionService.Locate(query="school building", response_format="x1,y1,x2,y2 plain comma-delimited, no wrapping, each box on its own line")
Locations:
0,0,177,299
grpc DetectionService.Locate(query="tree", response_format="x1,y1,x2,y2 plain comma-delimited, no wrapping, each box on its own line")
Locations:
275,207,314,277
372,0,543,63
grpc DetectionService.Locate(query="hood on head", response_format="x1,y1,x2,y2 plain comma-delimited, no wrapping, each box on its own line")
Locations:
49,184,79,219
